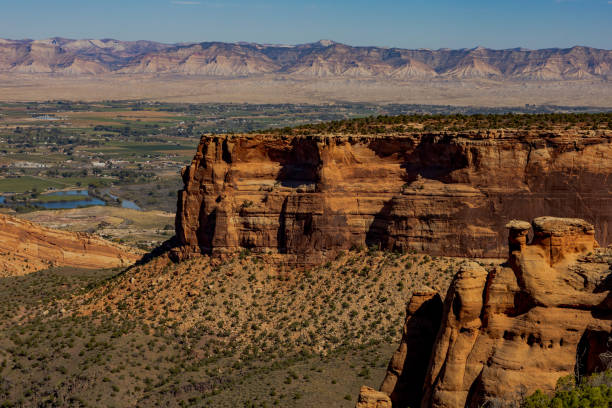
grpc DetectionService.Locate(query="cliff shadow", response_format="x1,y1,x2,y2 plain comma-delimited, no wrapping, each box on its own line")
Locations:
192,206,217,255
575,329,612,381
386,293,444,408
275,138,321,188
365,137,470,251
398,134,470,184
368,134,470,185
277,197,288,254
365,199,395,250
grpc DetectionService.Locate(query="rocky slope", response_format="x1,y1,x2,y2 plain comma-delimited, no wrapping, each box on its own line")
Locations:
0,38,610,80
2,245,461,408
0,213,141,276
357,217,612,407
174,130,612,264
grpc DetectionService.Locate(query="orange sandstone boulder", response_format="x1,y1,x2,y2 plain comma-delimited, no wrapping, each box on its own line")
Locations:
356,386,392,408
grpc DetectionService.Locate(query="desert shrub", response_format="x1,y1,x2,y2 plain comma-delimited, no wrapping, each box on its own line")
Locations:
521,370,612,408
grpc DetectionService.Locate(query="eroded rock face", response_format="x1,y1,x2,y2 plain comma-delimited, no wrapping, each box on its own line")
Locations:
422,217,611,407
379,290,443,408
0,213,141,276
359,217,612,408
175,131,612,263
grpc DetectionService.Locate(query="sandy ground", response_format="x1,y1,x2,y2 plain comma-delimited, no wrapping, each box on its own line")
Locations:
1,74,612,107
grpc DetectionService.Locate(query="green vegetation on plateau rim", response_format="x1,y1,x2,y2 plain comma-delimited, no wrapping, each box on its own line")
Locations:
259,112,612,135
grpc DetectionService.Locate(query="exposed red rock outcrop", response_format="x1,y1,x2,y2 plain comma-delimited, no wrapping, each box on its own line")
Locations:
379,290,443,408
0,213,142,276
175,131,612,264
357,217,612,407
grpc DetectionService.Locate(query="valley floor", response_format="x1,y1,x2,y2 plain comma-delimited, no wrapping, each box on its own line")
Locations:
2,75,612,107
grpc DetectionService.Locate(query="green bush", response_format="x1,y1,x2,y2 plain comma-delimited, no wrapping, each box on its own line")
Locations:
522,371,612,408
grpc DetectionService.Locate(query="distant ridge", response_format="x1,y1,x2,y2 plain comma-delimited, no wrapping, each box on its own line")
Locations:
0,38,610,80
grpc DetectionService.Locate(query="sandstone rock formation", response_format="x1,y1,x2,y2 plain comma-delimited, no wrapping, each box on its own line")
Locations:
379,290,443,408
175,131,612,264
357,217,612,407
0,213,141,276
356,386,392,408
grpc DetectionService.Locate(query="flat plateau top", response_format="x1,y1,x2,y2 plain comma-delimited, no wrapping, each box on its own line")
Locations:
202,128,612,140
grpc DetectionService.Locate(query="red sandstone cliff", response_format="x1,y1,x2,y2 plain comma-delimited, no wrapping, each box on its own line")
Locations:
175,131,612,263
357,217,612,407
0,213,142,276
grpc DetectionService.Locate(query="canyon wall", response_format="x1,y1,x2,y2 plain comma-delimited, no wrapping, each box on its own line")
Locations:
0,213,141,276
358,216,612,407
175,130,612,263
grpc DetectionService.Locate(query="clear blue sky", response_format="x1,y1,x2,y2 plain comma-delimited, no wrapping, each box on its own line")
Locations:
1,0,611,49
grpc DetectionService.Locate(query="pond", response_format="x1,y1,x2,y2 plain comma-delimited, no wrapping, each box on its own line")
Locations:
2,189,143,211
104,191,142,211
36,190,106,209
47,190,90,197
120,200,141,211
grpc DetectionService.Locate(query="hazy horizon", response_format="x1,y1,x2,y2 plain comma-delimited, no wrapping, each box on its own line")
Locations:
2,36,611,51
1,0,611,50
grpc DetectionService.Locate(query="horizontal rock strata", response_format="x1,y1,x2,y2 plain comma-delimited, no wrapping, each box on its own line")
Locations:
1,39,611,80
0,213,141,276
175,131,612,263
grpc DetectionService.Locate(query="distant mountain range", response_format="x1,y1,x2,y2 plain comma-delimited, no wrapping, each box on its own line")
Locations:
0,38,610,80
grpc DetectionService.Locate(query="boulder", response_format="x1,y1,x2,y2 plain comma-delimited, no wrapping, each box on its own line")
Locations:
356,386,392,408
